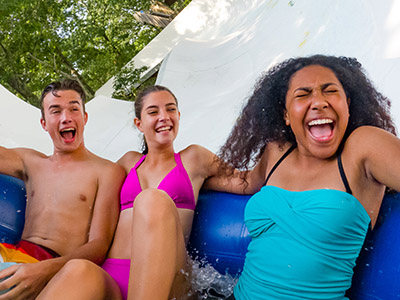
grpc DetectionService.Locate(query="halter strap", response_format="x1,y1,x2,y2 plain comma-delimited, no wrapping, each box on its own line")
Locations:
264,144,296,186
337,152,353,195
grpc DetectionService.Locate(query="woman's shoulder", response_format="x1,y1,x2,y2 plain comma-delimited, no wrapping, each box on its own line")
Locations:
344,125,398,160
349,125,387,137
117,151,143,172
180,144,214,161
180,144,217,177
346,126,394,147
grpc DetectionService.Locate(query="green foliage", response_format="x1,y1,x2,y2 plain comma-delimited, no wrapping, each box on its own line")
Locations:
0,0,174,106
112,64,149,100
170,0,192,11
111,0,192,101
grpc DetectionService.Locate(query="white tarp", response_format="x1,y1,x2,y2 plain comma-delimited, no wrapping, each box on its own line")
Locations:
156,0,400,154
1,0,400,161
0,84,52,153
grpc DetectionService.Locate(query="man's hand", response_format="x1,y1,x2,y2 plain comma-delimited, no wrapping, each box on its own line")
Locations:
0,262,53,300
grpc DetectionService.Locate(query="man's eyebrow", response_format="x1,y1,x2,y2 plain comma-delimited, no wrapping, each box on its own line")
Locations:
48,104,61,110
69,100,82,105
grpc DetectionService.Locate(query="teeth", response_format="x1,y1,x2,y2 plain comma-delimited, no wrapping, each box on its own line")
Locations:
61,128,75,132
157,126,171,132
308,119,333,126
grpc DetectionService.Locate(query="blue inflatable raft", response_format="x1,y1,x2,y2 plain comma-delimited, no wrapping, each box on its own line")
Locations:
1,174,399,299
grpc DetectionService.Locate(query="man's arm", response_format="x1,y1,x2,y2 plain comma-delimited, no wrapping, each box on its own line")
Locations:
0,146,28,179
0,160,126,300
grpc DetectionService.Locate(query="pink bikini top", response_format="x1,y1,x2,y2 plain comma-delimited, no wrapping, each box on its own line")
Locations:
120,153,196,211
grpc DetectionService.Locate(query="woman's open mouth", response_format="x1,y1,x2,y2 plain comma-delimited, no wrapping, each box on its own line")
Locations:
307,118,334,141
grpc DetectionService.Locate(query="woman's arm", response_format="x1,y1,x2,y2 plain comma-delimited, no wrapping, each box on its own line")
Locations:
350,126,400,191
181,144,267,195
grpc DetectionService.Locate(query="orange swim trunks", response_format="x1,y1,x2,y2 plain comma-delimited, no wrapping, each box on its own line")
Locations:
0,240,59,263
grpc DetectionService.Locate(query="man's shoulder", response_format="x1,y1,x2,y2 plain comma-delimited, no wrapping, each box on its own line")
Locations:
87,151,123,170
16,147,48,159
83,154,125,187
15,148,49,170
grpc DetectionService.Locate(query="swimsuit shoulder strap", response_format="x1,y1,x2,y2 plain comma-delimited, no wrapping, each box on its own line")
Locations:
337,151,353,195
264,144,296,186
133,154,146,170
174,152,182,167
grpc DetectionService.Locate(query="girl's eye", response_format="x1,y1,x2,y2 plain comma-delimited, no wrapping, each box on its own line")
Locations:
295,93,308,98
326,90,338,93
148,111,157,115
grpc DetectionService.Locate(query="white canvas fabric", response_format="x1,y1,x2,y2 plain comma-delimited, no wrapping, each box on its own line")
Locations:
1,0,400,161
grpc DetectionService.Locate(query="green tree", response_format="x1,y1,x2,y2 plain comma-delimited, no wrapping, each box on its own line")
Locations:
0,0,188,106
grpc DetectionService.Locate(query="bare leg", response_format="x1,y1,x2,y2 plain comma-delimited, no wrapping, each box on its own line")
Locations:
37,259,122,300
128,189,190,300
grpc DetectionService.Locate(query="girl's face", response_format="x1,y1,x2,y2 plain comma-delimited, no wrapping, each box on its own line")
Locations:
284,65,350,159
134,90,180,149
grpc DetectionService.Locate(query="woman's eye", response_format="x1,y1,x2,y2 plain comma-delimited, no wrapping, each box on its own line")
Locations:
326,89,338,93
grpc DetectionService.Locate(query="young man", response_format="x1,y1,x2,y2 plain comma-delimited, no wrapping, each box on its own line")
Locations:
0,79,125,299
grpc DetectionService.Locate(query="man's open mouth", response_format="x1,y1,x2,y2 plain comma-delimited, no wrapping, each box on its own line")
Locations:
60,128,76,140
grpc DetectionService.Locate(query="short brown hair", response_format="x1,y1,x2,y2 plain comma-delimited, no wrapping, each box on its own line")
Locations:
40,79,86,118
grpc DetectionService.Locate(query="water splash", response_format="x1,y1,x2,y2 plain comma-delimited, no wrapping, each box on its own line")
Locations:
189,256,237,299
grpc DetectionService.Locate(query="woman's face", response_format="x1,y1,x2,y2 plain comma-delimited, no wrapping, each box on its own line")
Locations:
284,65,349,158
134,90,180,149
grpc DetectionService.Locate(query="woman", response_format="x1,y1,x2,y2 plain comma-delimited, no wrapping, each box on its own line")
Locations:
216,55,400,299
37,85,246,300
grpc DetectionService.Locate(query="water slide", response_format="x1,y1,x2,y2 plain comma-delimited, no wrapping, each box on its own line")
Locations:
1,0,400,161
93,0,400,161
1,0,400,298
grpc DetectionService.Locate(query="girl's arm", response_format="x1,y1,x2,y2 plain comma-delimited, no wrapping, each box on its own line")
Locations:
353,126,400,191
182,144,267,195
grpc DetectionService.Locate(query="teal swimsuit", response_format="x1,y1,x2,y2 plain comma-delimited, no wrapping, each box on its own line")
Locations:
234,145,370,300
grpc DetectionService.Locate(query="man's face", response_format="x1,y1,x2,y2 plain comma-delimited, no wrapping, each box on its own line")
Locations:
40,90,88,153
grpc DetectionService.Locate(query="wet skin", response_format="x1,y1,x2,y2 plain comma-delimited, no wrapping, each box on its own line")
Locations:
0,89,125,299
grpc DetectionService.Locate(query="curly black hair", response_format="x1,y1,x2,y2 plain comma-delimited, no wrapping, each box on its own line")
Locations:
218,54,396,173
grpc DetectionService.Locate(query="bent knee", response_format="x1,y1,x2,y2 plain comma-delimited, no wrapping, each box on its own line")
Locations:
134,189,176,212
133,189,178,224
51,259,121,298
60,259,99,278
